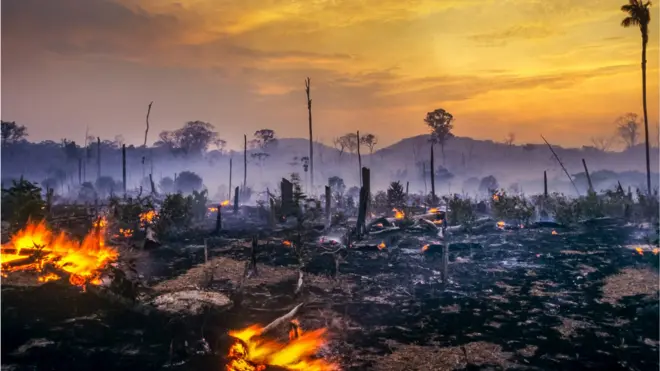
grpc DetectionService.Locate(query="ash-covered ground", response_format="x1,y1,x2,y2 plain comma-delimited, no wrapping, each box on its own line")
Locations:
2,219,658,371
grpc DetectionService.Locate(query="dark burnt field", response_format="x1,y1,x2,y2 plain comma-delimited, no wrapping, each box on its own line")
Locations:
2,219,659,371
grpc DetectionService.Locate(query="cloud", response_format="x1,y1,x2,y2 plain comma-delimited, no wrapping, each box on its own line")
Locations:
469,24,558,46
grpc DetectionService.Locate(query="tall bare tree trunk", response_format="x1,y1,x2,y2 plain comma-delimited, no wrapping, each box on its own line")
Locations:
243,134,247,192
305,78,314,194
430,143,436,203
642,34,651,194
357,130,362,186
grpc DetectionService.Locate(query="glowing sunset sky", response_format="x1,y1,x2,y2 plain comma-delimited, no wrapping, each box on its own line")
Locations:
2,0,659,149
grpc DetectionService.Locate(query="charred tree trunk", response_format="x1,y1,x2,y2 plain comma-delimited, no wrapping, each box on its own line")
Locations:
78,157,82,185
543,171,548,197
305,78,314,194
356,167,370,238
325,185,331,228
430,143,436,204
149,174,156,195
406,181,409,196
215,203,222,234
122,144,127,196
234,186,239,213
582,158,593,194
357,130,362,187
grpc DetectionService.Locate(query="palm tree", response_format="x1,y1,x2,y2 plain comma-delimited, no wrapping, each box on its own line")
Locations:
621,0,652,194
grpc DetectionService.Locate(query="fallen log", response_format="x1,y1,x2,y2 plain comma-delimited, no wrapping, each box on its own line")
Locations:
261,302,304,335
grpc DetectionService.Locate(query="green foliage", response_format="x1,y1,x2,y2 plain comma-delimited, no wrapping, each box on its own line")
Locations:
491,190,534,224
1,178,46,230
109,195,154,232
155,193,193,237
175,171,203,193
372,191,388,212
443,194,476,228
387,181,406,208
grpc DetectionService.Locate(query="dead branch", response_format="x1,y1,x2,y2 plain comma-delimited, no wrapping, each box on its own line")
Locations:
294,269,304,295
261,302,304,335
540,135,580,196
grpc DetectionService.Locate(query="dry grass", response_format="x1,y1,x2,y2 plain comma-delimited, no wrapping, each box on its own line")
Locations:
601,267,659,305
554,318,593,338
373,342,513,371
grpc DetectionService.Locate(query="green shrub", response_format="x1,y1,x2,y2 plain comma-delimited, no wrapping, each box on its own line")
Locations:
154,193,192,237
443,194,476,228
1,178,46,231
491,190,534,225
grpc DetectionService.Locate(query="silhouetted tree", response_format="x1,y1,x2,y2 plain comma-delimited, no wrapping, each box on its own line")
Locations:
338,133,359,154
1,121,28,147
616,113,641,149
504,132,515,146
251,129,277,150
332,137,347,158
175,171,203,193
424,108,454,165
360,133,378,154
387,181,406,208
159,176,175,194
621,0,652,194
95,176,117,198
156,121,219,157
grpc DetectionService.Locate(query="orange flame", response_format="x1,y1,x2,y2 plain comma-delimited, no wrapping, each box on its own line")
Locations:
422,244,429,252
374,223,383,228
226,321,339,371
496,221,505,229
392,208,405,220
1,220,118,286
653,248,659,255
428,208,439,214
119,228,133,238
432,219,443,225
377,241,386,250
635,247,644,255
288,319,302,341
492,194,499,201
222,200,231,207
139,210,156,225
93,216,108,228
283,240,292,247
208,207,219,213
551,230,558,235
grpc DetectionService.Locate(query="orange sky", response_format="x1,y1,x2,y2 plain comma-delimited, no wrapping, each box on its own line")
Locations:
2,0,659,150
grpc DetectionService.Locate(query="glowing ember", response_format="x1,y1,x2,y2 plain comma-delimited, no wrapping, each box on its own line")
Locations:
283,240,292,247
222,200,231,206
551,230,558,235
654,248,659,255
492,194,499,201
139,210,157,225
0,220,118,286
93,216,108,228
392,208,405,220
422,244,429,252
119,228,133,238
428,208,439,214
208,206,219,213
432,219,443,225
377,241,386,250
226,320,339,371
374,223,384,228
635,247,644,255
496,221,505,229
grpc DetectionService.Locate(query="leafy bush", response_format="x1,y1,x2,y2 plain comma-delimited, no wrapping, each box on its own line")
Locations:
491,190,534,224
109,195,154,232
190,189,209,221
443,194,476,228
95,176,120,198
479,175,499,195
372,191,388,212
159,176,175,194
77,182,97,203
155,193,192,237
1,178,46,230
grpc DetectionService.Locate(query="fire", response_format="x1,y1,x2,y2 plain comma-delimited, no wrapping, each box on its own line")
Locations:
377,241,386,250
635,247,644,255
496,221,505,229
432,219,443,225
374,223,383,228
222,200,231,206
208,207,219,213
492,194,499,201
119,228,133,238
226,320,339,371
139,210,157,225
93,216,108,228
422,244,429,252
283,240,292,247
0,220,118,286
551,230,558,235
428,208,439,214
392,208,405,220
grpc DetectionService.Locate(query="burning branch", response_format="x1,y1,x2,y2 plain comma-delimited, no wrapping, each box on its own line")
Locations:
261,302,304,335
